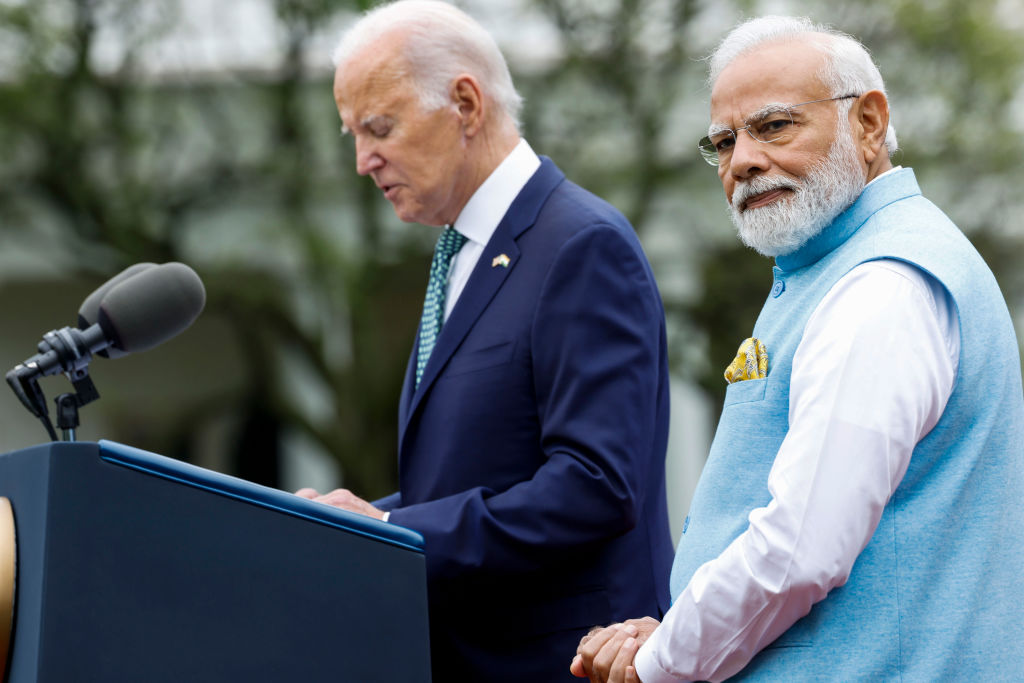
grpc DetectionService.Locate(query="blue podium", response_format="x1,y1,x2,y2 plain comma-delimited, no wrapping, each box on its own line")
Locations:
0,440,431,682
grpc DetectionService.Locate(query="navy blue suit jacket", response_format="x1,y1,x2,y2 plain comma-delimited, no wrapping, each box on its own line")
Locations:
385,158,673,681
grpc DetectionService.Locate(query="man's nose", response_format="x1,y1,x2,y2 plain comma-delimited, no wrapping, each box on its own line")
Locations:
727,130,771,180
355,139,383,176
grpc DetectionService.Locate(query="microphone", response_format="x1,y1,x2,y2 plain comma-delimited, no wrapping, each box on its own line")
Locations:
5,262,206,420
77,262,156,359
92,262,206,356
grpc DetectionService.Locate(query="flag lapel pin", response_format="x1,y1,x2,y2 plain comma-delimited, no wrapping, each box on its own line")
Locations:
491,253,511,268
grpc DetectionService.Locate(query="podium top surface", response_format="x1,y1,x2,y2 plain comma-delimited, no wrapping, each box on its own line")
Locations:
97,440,424,553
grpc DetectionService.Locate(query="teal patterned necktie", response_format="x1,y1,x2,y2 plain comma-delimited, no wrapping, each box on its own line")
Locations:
416,227,468,389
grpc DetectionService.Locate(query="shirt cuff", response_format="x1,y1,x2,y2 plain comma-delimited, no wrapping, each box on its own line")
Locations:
634,639,684,683
381,511,390,523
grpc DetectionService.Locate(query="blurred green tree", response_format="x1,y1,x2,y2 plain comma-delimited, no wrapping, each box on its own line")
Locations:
0,0,1021,494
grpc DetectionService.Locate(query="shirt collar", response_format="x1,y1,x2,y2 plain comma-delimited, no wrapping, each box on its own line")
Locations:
453,138,541,247
867,165,902,188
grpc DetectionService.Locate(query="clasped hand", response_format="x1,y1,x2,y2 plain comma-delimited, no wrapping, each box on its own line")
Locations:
570,617,660,683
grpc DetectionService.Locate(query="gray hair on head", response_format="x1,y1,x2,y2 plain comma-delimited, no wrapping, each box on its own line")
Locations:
332,0,523,128
708,15,897,156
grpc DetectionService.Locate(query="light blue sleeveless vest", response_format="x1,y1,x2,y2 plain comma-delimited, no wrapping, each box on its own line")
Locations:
671,168,1024,680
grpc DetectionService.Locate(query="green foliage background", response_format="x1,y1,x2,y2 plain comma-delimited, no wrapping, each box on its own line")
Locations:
1,0,1021,495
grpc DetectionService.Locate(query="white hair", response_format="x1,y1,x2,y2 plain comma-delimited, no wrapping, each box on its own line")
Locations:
332,0,523,128
708,16,897,155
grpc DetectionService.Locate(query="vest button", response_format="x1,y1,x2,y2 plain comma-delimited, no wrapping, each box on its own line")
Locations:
771,280,785,298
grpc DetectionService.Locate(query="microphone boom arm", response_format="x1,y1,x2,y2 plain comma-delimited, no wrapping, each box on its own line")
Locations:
5,365,59,441
6,324,108,442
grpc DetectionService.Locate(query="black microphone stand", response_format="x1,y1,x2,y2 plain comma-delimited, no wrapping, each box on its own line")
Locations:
54,374,100,442
6,329,102,443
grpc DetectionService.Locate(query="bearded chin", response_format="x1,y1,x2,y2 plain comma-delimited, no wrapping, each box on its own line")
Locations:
729,130,867,258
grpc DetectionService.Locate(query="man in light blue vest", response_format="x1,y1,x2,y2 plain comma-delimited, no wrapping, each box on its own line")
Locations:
572,15,1024,683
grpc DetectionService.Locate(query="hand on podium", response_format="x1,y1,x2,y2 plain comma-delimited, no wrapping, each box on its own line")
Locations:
295,487,386,521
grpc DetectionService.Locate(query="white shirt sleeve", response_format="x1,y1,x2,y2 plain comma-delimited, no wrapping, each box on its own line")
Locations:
634,259,959,683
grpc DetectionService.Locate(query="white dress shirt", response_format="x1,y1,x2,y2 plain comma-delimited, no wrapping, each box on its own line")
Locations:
635,174,961,682
444,138,541,320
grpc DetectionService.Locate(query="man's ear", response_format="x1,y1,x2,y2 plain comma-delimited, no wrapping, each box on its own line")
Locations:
451,74,485,137
853,90,890,164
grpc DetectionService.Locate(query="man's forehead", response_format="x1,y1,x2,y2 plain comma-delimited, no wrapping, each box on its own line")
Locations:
335,58,411,126
709,44,828,124
717,37,829,84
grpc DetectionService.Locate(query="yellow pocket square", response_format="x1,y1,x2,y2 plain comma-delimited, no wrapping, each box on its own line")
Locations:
724,337,768,384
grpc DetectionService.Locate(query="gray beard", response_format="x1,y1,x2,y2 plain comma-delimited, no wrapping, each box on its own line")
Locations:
728,129,867,258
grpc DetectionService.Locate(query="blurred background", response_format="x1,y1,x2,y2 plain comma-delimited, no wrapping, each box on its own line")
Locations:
2,0,1022,541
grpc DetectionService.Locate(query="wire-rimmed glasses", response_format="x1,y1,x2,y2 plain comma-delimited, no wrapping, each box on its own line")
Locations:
698,94,861,166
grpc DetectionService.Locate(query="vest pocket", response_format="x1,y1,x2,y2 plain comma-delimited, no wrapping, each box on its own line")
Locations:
723,377,767,406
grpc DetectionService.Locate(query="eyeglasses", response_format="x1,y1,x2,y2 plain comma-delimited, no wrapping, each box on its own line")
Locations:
698,94,861,166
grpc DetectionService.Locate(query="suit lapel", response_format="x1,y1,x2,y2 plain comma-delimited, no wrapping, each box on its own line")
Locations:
398,158,565,446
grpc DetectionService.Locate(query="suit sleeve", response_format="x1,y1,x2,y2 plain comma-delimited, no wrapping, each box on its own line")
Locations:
387,223,666,581
372,492,401,511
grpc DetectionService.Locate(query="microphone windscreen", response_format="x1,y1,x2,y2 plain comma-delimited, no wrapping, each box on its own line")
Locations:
98,262,207,354
78,263,157,359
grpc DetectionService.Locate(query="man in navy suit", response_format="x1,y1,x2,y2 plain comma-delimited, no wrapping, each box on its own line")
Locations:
296,2,673,680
